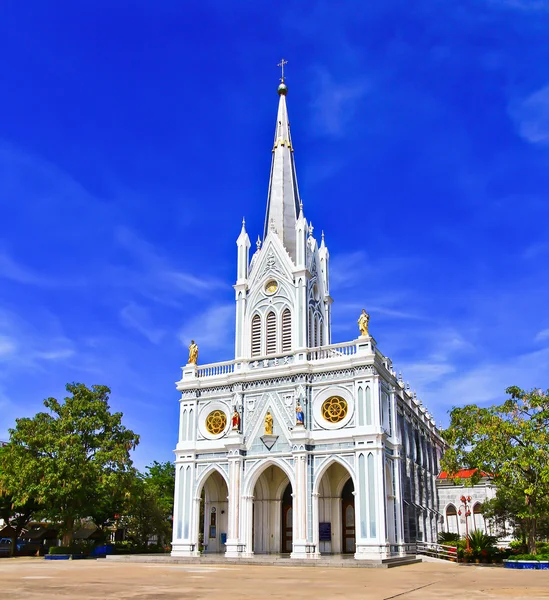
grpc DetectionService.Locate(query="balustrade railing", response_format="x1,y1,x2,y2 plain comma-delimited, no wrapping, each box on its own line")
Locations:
191,339,363,380
196,361,236,378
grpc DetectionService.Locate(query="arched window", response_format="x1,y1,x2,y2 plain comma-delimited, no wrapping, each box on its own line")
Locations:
308,308,313,348
445,504,459,535
266,311,277,355
473,502,485,532
314,315,320,347
251,314,261,357
281,308,292,352
319,318,324,347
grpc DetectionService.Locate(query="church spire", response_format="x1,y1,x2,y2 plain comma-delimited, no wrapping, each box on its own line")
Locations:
263,59,301,262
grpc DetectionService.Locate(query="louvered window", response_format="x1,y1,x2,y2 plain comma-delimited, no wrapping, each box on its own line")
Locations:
281,309,292,352
266,311,277,355
251,314,261,357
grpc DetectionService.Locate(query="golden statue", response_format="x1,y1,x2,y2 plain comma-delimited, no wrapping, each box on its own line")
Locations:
358,309,370,337
188,340,198,365
264,411,273,435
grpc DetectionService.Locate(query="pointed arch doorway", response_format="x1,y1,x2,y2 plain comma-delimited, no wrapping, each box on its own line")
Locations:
316,461,355,555
341,478,356,553
197,470,229,554
251,464,293,554
281,483,293,553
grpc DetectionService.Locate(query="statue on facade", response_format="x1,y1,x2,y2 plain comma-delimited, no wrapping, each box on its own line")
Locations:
295,403,304,426
188,340,199,365
358,309,370,337
264,411,273,435
231,409,241,431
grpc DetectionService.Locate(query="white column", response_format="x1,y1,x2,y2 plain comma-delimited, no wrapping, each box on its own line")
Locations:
225,454,244,557
234,286,247,359
171,459,200,557
290,453,311,558
241,495,254,557
393,453,406,554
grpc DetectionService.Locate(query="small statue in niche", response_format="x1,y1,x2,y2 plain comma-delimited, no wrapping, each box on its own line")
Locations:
188,340,199,365
231,409,241,431
295,403,305,426
358,309,370,337
264,411,273,435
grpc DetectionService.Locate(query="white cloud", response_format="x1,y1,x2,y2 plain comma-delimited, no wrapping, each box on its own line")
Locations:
0,335,17,357
509,84,549,145
0,251,48,285
114,226,225,303
310,68,370,138
535,328,549,342
120,302,165,344
178,304,234,359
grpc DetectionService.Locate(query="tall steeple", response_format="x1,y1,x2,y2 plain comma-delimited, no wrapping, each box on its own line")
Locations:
263,59,301,262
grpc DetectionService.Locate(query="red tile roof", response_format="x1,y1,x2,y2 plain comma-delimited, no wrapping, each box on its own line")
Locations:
438,468,490,480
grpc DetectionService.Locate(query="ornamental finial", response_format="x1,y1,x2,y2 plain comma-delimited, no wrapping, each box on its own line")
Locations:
277,58,288,95
277,58,288,82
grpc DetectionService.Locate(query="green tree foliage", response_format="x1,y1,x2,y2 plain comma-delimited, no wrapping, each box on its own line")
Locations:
121,462,175,547
0,383,139,545
0,454,40,557
441,386,549,554
143,461,175,517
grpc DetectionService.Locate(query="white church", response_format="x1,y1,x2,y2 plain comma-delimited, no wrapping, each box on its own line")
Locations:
171,68,445,561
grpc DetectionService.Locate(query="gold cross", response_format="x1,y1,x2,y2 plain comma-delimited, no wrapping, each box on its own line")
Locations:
277,58,288,82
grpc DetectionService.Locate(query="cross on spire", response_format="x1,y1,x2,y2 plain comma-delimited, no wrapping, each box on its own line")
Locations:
277,58,288,82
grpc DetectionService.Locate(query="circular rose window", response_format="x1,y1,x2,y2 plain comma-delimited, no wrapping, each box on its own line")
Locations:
321,396,348,423
265,280,278,294
205,409,227,435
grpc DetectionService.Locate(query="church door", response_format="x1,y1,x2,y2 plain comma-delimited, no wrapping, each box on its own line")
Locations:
281,483,293,553
341,478,355,554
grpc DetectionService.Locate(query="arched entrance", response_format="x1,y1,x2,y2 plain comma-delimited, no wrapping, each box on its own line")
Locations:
252,464,292,554
341,478,355,553
198,470,228,554
281,483,293,553
316,461,355,555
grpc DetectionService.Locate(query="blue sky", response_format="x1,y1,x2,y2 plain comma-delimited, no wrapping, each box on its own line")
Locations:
1,0,548,468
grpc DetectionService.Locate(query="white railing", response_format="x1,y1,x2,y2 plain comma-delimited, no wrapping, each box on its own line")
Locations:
307,341,357,361
196,360,236,378
415,542,457,561
188,339,368,381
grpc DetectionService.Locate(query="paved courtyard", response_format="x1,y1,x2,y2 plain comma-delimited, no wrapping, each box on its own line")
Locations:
1,557,549,599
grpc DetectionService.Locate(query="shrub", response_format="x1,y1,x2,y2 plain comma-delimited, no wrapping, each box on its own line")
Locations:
467,530,497,552
48,546,84,555
438,531,460,544
512,553,549,561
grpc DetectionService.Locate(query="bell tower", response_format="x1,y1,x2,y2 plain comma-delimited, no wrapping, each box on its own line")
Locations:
234,63,332,360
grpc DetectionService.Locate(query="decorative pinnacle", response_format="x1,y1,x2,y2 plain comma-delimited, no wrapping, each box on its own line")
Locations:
277,58,288,82
277,58,288,95
308,222,314,237
256,236,262,250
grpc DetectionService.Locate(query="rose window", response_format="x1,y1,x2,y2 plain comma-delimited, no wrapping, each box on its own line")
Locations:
321,396,348,423
205,410,227,435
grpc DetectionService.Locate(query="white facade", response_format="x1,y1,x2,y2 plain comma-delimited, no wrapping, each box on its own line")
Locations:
437,473,513,542
172,78,445,560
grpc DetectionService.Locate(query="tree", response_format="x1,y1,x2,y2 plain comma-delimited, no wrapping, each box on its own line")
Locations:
441,386,549,554
0,459,40,557
122,461,175,547
143,461,175,518
0,383,139,545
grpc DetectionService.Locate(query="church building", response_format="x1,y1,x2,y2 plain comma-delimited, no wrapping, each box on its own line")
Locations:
172,68,445,561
